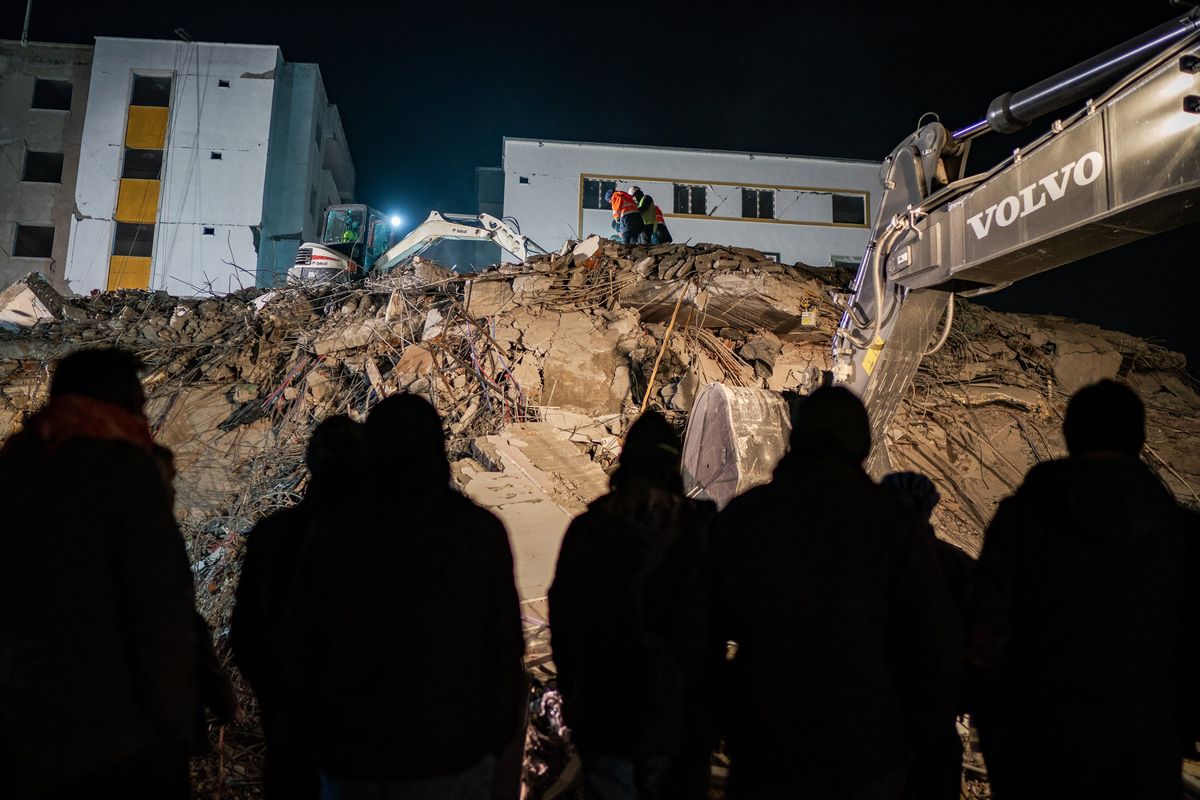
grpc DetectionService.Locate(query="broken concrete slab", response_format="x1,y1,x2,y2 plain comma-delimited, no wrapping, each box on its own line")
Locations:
0,273,63,329
465,278,515,318
542,312,625,416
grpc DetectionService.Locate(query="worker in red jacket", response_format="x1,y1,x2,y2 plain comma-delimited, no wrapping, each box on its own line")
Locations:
605,188,645,245
651,205,673,244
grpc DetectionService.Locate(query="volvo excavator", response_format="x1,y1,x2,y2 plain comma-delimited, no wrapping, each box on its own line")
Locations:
684,6,1200,502
288,206,547,284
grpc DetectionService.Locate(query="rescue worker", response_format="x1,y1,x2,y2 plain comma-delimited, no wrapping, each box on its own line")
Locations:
651,205,673,244
631,187,656,244
605,188,644,245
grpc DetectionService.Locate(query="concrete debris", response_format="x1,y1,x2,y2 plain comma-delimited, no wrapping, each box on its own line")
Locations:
0,273,64,330
0,238,1197,795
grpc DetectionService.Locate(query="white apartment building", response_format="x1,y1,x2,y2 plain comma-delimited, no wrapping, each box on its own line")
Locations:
501,138,883,268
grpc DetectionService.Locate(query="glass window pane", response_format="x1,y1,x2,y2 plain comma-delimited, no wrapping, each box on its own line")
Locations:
14,225,55,257
23,151,64,183
113,222,154,257
322,208,365,244
832,194,866,225
121,149,163,180
131,75,172,107
31,79,72,110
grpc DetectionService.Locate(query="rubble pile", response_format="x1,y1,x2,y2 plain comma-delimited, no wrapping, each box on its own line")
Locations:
0,234,1197,796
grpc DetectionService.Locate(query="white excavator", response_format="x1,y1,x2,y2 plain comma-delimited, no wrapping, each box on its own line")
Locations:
288,205,547,284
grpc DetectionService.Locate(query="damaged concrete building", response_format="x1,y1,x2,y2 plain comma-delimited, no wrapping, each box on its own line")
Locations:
0,36,355,298
1,236,1198,795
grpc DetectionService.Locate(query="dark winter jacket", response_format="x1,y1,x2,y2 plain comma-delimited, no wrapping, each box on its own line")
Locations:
968,453,1195,799
231,502,319,713
0,415,197,798
548,482,716,757
714,455,962,788
286,487,525,781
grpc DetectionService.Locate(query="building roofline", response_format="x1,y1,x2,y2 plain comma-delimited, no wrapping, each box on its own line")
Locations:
502,136,879,166
0,39,93,51
94,36,282,54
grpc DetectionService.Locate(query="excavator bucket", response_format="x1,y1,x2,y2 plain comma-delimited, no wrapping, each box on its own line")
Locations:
681,383,791,509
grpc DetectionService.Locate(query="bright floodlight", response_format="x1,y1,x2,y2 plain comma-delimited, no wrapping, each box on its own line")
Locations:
390,215,402,227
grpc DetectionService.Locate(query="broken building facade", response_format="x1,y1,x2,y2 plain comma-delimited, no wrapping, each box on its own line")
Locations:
0,41,93,292
500,137,882,267
1,37,356,298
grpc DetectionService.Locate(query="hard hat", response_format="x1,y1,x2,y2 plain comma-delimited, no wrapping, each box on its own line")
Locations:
603,189,614,202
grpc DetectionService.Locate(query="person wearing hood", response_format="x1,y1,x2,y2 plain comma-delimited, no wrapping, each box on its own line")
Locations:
285,394,525,799
231,415,366,799
968,379,1195,799
0,347,197,799
549,410,718,799
714,387,962,800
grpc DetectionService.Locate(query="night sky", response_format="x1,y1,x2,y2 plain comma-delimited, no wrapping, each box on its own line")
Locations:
7,1,1198,368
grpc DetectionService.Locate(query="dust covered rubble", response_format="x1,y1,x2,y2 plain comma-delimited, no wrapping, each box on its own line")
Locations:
1,240,1199,793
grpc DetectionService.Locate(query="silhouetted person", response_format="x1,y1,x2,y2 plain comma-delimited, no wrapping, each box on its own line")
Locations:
0,347,197,799
714,387,962,800
152,444,240,753
286,394,525,799
968,380,1195,799
231,419,365,799
881,470,974,800
549,411,717,800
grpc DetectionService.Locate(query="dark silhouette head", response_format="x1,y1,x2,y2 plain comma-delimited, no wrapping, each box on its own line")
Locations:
788,386,871,463
612,410,683,493
307,415,366,482
50,347,146,414
603,189,614,203
364,393,449,489
1063,379,1145,457
630,186,643,199
882,471,940,521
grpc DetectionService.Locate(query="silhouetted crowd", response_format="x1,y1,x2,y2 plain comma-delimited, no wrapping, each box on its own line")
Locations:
0,346,1195,800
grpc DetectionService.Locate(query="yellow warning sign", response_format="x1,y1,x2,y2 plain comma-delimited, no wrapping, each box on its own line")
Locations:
862,336,886,375
800,310,817,327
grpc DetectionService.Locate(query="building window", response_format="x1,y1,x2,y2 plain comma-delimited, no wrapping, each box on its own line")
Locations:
113,222,154,258
122,149,163,180
742,188,775,220
218,79,230,88
31,79,72,110
761,252,781,262
519,176,530,184
130,75,172,107
14,225,55,258
203,226,215,235
581,178,617,210
674,184,707,215
831,255,861,269
210,152,223,160
22,151,64,183
832,193,866,225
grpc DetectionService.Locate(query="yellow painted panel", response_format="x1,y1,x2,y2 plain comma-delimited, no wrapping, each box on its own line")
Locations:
107,256,151,291
125,106,168,149
115,179,160,223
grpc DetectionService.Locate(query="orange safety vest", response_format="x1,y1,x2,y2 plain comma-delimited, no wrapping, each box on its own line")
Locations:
654,205,665,225
610,191,639,219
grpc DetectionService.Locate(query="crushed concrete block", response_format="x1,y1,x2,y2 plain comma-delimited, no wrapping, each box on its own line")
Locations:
512,274,554,304
1052,350,1122,394
465,279,514,318
572,235,604,267
542,312,624,415
395,343,436,377
0,273,63,329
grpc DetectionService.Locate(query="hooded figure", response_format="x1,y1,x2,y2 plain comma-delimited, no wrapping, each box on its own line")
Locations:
550,410,718,800
286,394,524,798
714,387,962,800
969,380,1195,799
0,348,197,799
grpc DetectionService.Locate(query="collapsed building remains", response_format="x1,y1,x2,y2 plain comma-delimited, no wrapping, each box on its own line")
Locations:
1,237,1197,797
